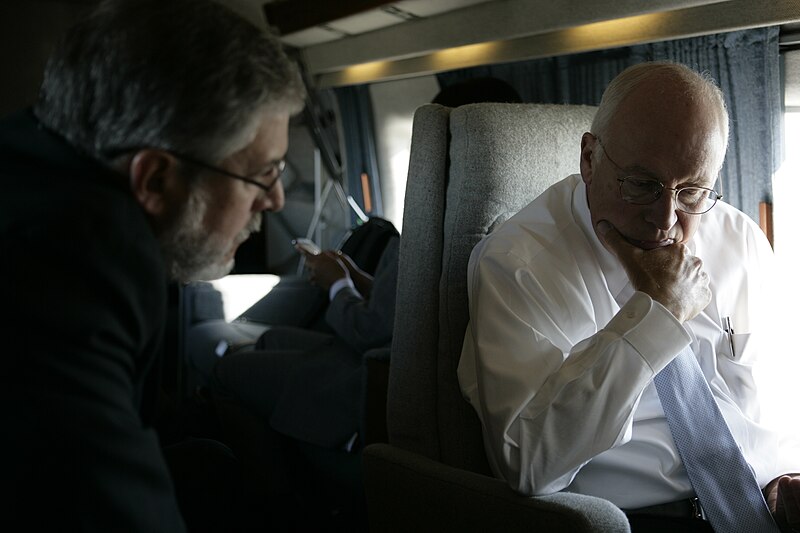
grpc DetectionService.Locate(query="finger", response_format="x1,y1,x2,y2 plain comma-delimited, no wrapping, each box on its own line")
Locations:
776,477,788,527
318,254,341,268
297,246,317,258
688,254,710,289
697,263,709,283
782,477,800,529
302,252,318,266
595,220,637,261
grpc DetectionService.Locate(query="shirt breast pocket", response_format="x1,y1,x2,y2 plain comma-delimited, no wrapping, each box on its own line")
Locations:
716,332,758,419
722,331,752,362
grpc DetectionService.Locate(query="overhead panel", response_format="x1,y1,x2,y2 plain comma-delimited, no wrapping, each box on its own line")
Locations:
280,26,346,48
392,0,491,18
301,0,732,74
263,0,397,35
271,0,499,50
324,9,407,34
305,0,800,87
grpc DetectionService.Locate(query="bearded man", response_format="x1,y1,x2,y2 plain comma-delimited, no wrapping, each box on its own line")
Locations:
0,0,305,530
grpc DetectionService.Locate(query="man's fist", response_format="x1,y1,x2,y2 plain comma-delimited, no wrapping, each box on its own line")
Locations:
596,220,711,323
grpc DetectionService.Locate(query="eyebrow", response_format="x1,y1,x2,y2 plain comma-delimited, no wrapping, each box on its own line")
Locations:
621,166,715,189
249,158,284,177
598,135,718,189
620,164,659,180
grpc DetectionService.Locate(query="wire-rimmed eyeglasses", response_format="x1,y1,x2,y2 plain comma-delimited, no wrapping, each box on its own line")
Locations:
594,136,722,215
102,147,286,194
168,151,285,194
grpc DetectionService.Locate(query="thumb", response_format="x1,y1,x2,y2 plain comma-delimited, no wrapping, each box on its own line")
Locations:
338,252,359,271
321,251,345,267
595,220,635,260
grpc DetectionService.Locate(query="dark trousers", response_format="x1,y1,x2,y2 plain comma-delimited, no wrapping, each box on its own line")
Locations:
211,328,366,532
163,438,244,533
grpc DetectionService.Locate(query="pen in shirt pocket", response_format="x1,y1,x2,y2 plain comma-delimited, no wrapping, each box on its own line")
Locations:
722,316,736,359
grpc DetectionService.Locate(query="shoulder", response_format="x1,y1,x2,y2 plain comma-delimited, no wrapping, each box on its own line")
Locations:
2,129,166,352
471,175,582,267
697,200,771,257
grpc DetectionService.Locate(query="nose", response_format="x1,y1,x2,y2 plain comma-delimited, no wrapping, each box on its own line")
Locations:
645,189,679,230
254,179,285,213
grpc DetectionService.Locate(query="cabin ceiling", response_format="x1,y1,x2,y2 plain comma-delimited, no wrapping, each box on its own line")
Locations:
248,0,800,88
53,0,800,87
262,0,494,48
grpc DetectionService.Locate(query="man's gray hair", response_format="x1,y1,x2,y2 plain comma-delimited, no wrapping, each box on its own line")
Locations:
34,0,306,163
591,61,729,155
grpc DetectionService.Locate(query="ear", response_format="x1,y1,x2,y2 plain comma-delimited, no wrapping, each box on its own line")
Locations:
580,132,597,186
128,149,183,219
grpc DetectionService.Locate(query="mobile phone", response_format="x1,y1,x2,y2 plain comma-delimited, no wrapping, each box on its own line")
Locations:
292,238,321,255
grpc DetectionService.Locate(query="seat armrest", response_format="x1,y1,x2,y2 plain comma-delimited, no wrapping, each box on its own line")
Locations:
363,443,630,533
363,347,391,362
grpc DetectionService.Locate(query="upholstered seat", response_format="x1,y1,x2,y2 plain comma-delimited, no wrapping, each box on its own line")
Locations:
363,102,630,532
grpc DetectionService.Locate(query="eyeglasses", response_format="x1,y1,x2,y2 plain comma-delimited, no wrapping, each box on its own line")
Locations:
594,136,722,215
103,146,286,194
168,151,285,194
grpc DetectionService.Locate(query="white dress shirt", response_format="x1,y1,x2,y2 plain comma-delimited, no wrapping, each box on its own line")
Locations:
457,174,800,508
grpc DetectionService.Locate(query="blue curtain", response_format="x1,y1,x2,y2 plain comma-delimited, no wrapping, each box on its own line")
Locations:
333,85,383,223
437,28,781,224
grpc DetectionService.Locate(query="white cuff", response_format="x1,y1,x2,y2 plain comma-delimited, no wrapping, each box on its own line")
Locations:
605,291,691,375
329,277,355,301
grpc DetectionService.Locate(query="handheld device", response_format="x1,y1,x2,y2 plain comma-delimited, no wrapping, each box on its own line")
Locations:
292,238,321,255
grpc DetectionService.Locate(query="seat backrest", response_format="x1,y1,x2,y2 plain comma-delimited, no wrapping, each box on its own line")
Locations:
388,102,597,474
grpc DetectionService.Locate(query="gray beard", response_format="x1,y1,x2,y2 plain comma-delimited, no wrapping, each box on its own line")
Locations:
159,186,262,282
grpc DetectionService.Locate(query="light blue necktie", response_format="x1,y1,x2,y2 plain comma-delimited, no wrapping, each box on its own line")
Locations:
653,346,780,532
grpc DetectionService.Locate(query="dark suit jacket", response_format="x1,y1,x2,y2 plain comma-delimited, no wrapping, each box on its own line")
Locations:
325,235,399,354
261,236,400,449
0,111,185,531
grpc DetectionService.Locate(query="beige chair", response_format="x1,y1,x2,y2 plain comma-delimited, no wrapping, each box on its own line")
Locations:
363,103,630,532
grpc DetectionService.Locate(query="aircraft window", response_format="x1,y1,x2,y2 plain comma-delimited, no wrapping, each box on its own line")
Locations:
209,274,281,321
773,110,800,294
774,42,799,318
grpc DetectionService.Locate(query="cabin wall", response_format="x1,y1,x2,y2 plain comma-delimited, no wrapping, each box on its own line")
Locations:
369,75,440,231
0,1,92,118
